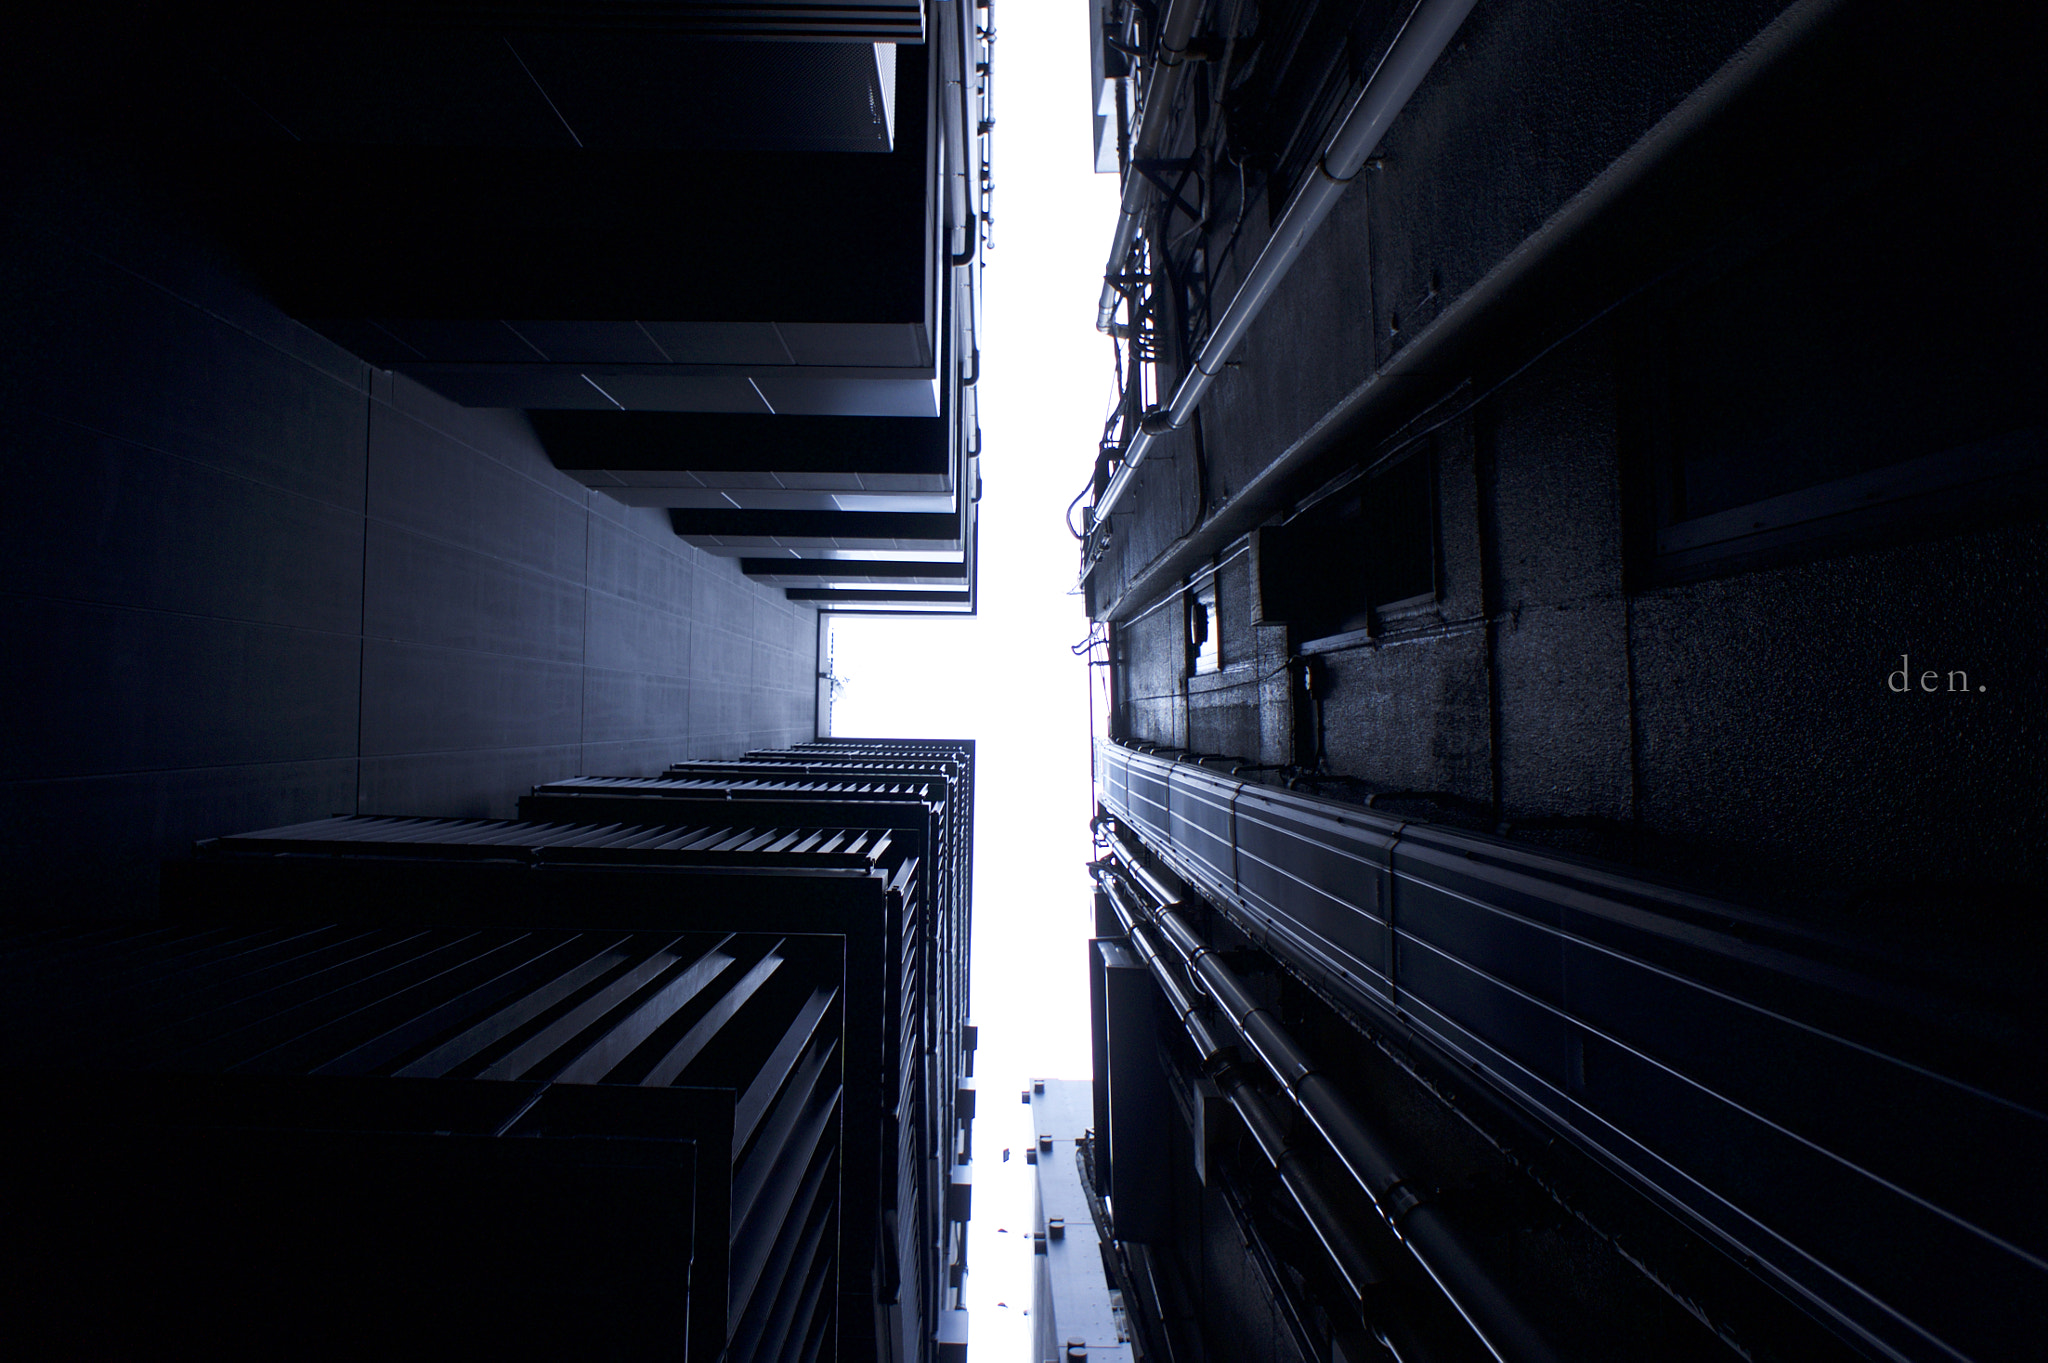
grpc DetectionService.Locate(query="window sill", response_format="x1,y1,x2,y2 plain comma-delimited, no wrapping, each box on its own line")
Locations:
1186,663,1256,695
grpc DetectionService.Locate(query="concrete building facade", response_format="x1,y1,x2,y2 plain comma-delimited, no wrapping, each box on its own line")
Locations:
1,8,991,1360
1078,1,2045,1360
3,4,992,922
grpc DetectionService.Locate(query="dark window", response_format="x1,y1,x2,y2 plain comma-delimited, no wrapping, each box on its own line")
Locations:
1256,446,1438,641
1628,126,2048,583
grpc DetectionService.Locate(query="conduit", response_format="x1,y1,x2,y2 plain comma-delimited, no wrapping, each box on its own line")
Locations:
1097,874,1389,1318
1091,0,1480,529
1098,826,1561,1363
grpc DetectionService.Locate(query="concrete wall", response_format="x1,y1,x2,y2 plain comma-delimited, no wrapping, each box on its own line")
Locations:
1098,0,2048,915
1119,307,2048,906
1120,591,1188,749
0,158,815,922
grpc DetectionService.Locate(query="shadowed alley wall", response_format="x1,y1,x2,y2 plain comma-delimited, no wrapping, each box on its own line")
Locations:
1,159,817,920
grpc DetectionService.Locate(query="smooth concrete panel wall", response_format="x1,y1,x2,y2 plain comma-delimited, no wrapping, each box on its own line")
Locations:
1,166,815,921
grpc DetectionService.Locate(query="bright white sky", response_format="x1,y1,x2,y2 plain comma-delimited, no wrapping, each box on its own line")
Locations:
825,4,1121,1355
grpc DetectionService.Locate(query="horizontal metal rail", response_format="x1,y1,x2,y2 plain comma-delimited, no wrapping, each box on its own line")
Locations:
1094,739,2046,1363
1097,843,1558,1363
202,813,908,867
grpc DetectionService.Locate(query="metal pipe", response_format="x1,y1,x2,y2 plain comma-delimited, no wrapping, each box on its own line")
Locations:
1087,0,1846,617
1095,0,1209,332
1114,917,1440,1359
945,0,975,264
1104,836,1180,910
1090,0,1478,527
1102,825,1561,1363
1098,863,1395,1342
1220,1062,1386,1308
1097,866,1233,1062
1180,0,1479,404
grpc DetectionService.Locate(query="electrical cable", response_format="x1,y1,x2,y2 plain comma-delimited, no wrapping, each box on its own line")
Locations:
1068,476,1098,540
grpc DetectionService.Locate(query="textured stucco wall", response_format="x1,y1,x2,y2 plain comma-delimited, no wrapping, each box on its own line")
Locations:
1098,0,2048,911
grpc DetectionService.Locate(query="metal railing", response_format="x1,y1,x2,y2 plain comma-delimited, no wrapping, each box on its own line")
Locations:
1095,738,2046,1363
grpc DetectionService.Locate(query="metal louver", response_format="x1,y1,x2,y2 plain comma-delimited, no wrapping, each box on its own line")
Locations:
0,923,844,1362
2,739,976,1363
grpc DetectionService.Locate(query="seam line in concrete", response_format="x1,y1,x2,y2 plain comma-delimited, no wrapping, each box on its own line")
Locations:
355,388,373,814
24,406,370,519
0,588,364,640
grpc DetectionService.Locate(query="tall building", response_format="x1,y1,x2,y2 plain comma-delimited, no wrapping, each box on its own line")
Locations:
2,738,977,1362
2,2,991,919
1078,2,2044,1361
1026,1079,1134,1363
1,6,990,1360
